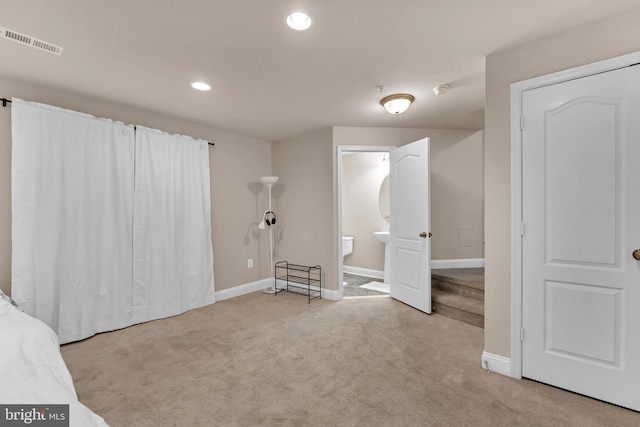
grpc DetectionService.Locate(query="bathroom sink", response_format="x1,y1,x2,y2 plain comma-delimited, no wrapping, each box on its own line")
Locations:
373,231,391,285
373,231,390,244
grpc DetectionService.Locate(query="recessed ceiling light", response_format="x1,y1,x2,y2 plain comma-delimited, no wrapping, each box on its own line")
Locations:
191,81,211,91
285,11,313,31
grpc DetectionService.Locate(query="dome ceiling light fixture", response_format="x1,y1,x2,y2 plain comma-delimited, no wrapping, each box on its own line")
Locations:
380,93,415,114
285,11,313,31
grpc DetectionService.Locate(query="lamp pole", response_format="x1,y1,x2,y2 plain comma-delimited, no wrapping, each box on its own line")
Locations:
260,176,279,293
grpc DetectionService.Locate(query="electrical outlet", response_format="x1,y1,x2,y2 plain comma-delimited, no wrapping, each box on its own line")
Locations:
247,259,253,268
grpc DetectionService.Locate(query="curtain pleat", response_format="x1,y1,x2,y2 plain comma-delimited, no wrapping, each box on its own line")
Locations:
11,99,135,344
132,126,215,324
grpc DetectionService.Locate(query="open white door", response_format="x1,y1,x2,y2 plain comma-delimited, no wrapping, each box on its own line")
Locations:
389,137,431,313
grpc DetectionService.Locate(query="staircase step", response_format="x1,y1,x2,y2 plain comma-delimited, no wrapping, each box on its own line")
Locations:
432,278,484,301
431,268,484,291
431,289,484,328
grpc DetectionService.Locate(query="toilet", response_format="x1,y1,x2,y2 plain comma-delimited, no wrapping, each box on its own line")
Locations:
342,236,354,260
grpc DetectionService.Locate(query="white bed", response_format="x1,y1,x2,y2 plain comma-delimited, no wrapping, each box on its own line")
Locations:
0,295,108,426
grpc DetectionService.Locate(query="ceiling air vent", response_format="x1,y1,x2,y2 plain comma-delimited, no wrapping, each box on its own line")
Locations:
0,27,63,55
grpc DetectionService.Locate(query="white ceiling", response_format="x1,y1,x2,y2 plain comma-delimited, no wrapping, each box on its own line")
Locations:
1,1,638,141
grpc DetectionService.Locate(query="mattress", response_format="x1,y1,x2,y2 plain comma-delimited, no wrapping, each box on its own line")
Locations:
0,297,108,426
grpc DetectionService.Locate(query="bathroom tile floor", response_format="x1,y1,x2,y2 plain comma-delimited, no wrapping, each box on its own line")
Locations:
343,273,388,297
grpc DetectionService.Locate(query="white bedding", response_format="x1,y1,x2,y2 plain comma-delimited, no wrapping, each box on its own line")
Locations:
0,298,109,426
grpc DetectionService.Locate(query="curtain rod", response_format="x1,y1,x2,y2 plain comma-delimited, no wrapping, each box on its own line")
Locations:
1,97,214,146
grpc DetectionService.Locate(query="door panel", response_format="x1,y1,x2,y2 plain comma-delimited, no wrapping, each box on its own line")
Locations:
390,137,431,313
544,281,620,365
397,248,421,290
545,98,619,266
522,65,640,411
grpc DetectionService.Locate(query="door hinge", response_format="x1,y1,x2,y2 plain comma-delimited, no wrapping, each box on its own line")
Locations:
520,116,525,131
520,222,525,237
520,326,525,342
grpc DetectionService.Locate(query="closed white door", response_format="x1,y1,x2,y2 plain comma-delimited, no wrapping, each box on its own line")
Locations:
389,137,431,313
521,65,640,410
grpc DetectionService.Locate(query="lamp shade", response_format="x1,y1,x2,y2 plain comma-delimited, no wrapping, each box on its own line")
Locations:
380,94,415,114
260,176,279,186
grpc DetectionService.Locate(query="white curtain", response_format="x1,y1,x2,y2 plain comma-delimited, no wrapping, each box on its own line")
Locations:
132,127,215,324
11,101,215,343
11,99,135,343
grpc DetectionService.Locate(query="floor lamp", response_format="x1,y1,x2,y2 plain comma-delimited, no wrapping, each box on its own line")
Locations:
259,176,278,293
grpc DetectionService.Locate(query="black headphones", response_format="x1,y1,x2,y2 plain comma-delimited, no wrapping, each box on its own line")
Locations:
264,210,276,226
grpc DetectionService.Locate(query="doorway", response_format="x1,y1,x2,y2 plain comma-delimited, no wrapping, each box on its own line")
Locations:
338,146,394,298
337,139,432,314
512,52,640,411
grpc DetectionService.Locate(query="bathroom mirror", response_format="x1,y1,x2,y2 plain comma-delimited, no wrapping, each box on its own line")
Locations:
379,175,390,222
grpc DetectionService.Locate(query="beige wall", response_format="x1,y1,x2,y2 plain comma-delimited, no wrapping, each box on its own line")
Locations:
342,152,389,271
271,128,334,288
0,75,272,296
484,7,640,357
430,130,484,260
333,127,434,149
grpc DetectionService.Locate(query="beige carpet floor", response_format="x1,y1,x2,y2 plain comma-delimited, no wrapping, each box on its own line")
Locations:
61,292,640,426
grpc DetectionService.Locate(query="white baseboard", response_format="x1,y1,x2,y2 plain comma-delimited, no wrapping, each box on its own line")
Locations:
481,351,512,377
215,278,272,302
343,266,384,279
275,278,341,301
321,288,341,301
431,258,485,269
216,277,343,304
345,259,484,276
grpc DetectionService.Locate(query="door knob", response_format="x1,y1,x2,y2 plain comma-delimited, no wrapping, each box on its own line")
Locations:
633,249,640,260
419,232,432,238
